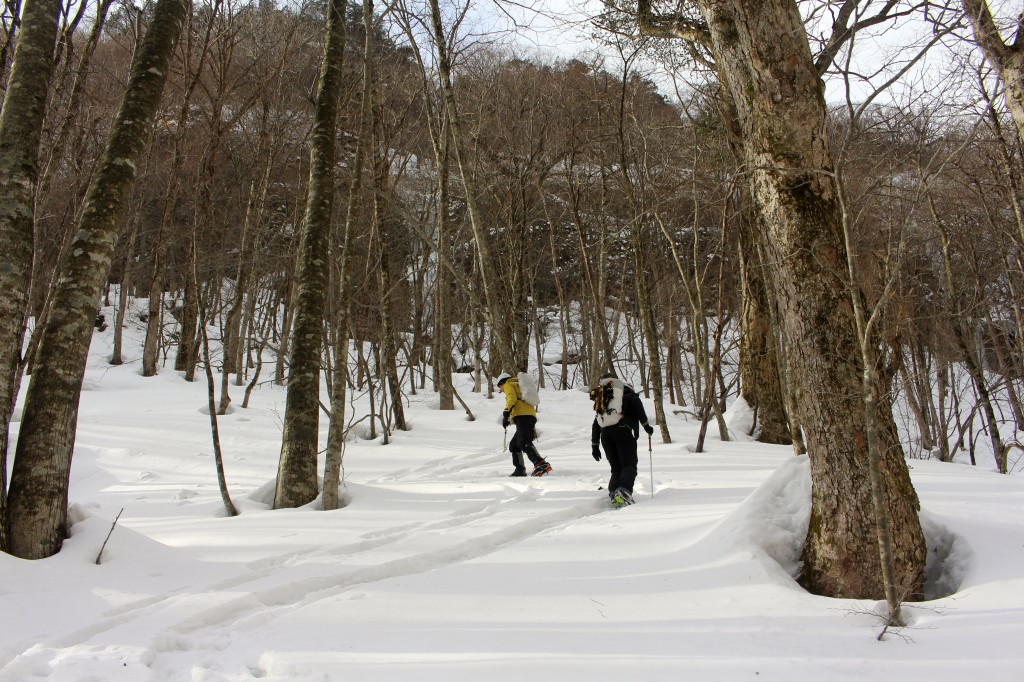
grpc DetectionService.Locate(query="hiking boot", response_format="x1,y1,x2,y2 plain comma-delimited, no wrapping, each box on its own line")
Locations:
611,488,633,509
509,470,527,477
531,461,552,477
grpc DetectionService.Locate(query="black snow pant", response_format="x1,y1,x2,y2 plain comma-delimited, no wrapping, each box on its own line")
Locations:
601,423,638,495
509,415,543,473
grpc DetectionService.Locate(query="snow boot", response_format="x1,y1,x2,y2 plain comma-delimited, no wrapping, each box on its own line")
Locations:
509,469,527,477
610,488,633,509
531,461,552,477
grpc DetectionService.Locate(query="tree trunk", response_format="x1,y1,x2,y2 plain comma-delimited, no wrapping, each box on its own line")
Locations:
427,0,514,372
433,120,455,409
196,251,238,518
697,0,925,600
143,7,223,379
633,235,671,442
0,0,62,552
110,210,142,365
36,0,115,206
275,278,293,386
275,0,347,510
372,156,406,432
6,0,190,559
738,218,791,444
961,0,1024,141
175,239,200,379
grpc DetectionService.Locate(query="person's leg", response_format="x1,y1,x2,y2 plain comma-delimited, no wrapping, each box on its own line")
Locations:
508,426,527,475
602,429,621,495
509,451,526,475
609,427,639,494
516,417,545,468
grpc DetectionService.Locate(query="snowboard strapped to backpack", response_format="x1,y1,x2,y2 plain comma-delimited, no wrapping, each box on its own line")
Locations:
516,372,540,408
590,376,624,427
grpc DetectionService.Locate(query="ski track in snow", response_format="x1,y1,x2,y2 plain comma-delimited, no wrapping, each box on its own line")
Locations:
145,495,611,680
365,425,592,484
1,472,612,680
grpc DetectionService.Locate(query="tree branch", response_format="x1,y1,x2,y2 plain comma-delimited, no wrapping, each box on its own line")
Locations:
962,0,1013,65
635,0,711,47
815,0,922,76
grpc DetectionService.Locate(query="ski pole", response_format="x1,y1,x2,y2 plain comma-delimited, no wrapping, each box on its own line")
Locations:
648,435,654,498
503,428,508,452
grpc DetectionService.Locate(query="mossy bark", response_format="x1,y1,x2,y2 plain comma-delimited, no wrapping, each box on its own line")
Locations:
0,0,62,552
6,0,190,559
275,0,348,510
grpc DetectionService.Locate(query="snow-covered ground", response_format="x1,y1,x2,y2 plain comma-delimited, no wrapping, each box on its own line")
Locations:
1,307,1022,681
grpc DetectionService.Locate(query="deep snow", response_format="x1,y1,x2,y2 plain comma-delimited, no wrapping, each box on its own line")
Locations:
1,303,1022,681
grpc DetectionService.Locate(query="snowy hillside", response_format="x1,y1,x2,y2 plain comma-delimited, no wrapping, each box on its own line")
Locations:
1,305,1022,681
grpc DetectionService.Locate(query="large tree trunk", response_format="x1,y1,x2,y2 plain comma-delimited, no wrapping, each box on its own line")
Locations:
697,0,925,600
0,0,61,552
6,0,189,559
961,0,1024,141
275,0,347,510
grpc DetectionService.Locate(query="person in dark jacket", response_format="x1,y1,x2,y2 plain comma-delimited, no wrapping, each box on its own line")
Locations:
590,373,653,507
498,373,551,477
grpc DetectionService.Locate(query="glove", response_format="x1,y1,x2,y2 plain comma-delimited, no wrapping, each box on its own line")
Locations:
502,411,511,429
642,421,654,436
592,443,601,461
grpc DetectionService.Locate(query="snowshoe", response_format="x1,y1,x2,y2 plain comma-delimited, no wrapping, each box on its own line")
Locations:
610,488,633,509
531,461,552,477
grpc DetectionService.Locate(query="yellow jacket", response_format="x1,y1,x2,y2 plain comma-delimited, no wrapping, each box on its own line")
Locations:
501,378,537,420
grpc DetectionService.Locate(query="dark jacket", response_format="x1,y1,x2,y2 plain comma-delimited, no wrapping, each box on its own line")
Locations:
591,383,649,442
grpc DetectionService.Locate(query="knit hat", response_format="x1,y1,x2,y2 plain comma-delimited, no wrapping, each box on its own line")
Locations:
496,373,512,387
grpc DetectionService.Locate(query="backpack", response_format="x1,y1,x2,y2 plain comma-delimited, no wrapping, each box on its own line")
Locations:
517,372,540,408
590,377,624,428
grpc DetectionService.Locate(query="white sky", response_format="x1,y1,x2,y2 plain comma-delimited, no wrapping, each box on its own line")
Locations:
463,0,989,114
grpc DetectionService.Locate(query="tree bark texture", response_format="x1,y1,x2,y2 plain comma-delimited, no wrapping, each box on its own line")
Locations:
0,0,61,551
174,247,199,377
632,228,670,441
738,215,791,444
433,122,455,409
961,0,1024,141
696,0,925,599
275,0,347,509
6,0,190,559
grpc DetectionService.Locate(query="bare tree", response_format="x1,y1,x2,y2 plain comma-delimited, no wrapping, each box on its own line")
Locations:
426,0,515,372
627,0,926,599
275,0,349,509
960,0,1024,140
0,0,62,552
6,0,191,559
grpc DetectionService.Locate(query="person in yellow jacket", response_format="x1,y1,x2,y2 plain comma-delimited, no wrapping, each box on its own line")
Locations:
498,373,551,477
